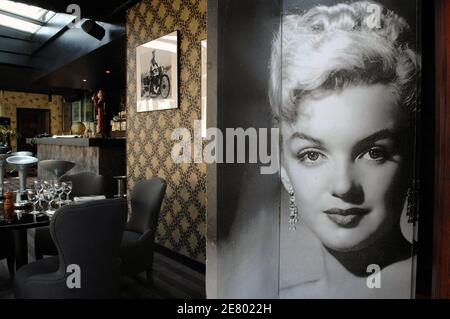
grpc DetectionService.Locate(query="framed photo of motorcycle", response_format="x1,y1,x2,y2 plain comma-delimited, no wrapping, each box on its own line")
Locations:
136,30,179,112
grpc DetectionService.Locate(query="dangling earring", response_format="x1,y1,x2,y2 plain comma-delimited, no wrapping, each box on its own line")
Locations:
288,187,299,231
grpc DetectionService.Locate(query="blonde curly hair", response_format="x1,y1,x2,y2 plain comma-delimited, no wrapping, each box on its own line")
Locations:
269,1,420,125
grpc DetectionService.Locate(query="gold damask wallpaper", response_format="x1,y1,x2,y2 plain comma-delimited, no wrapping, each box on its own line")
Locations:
0,90,63,150
126,0,207,262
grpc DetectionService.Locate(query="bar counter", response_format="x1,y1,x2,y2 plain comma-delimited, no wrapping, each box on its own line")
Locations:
27,137,126,195
28,137,125,147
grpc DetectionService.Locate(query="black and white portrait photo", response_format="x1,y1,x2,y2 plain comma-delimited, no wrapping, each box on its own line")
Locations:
205,0,421,299
136,30,178,112
270,0,420,298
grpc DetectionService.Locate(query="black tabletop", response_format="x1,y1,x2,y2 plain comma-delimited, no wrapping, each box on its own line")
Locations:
0,212,50,231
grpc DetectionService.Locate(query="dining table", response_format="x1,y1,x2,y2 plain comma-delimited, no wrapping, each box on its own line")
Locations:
0,209,50,270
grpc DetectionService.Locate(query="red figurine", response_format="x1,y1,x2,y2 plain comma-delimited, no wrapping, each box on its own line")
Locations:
92,89,106,137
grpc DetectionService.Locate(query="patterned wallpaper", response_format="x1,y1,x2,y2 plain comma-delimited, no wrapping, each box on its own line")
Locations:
0,90,63,150
126,0,207,262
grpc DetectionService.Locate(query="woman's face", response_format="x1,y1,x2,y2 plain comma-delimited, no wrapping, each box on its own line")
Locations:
281,84,410,252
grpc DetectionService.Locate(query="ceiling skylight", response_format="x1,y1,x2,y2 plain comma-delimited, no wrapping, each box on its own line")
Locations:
0,0,55,34
0,13,41,33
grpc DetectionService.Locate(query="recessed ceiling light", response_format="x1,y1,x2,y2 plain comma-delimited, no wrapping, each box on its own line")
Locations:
106,70,111,74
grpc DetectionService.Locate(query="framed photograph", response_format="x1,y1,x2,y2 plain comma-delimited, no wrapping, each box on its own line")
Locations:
136,30,179,112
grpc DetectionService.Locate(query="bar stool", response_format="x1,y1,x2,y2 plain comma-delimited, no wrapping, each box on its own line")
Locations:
39,160,75,181
12,151,33,157
6,156,39,193
113,176,127,198
6,152,34,177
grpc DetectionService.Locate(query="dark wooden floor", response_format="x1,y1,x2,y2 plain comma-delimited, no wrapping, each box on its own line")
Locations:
0,178,206,299
0,228,206,299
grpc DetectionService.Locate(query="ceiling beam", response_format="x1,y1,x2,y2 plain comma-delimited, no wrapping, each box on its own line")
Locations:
0,36,37,55
0,50,34,67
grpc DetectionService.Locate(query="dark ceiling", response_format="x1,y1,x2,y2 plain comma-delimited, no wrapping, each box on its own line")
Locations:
15,0,140,23
0,0,137,97
34,36,126,92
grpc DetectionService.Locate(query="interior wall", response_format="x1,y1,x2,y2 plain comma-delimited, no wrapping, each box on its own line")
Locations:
206,0,282,298
0,90,63,150
126,0,207,262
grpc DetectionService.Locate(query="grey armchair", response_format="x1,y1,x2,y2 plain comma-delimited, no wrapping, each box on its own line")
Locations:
35,172,105,259
14,199,127,299
120,178,166,281
0,230,15,280
60,172,105,195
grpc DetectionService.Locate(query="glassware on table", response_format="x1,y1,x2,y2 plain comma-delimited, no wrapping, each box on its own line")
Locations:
34,179,44,208
27,189,40,221
63,181,73,204
43,180,56,215
53,180,63,207
27,189,40,214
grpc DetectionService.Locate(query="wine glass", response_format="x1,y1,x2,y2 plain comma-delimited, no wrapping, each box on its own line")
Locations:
27,189,40,221
63,181,73,204
34,180,44,207
53,180,63,208
43,181,56,215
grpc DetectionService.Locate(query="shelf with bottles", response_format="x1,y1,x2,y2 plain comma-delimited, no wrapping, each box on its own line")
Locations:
110,110,126,138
